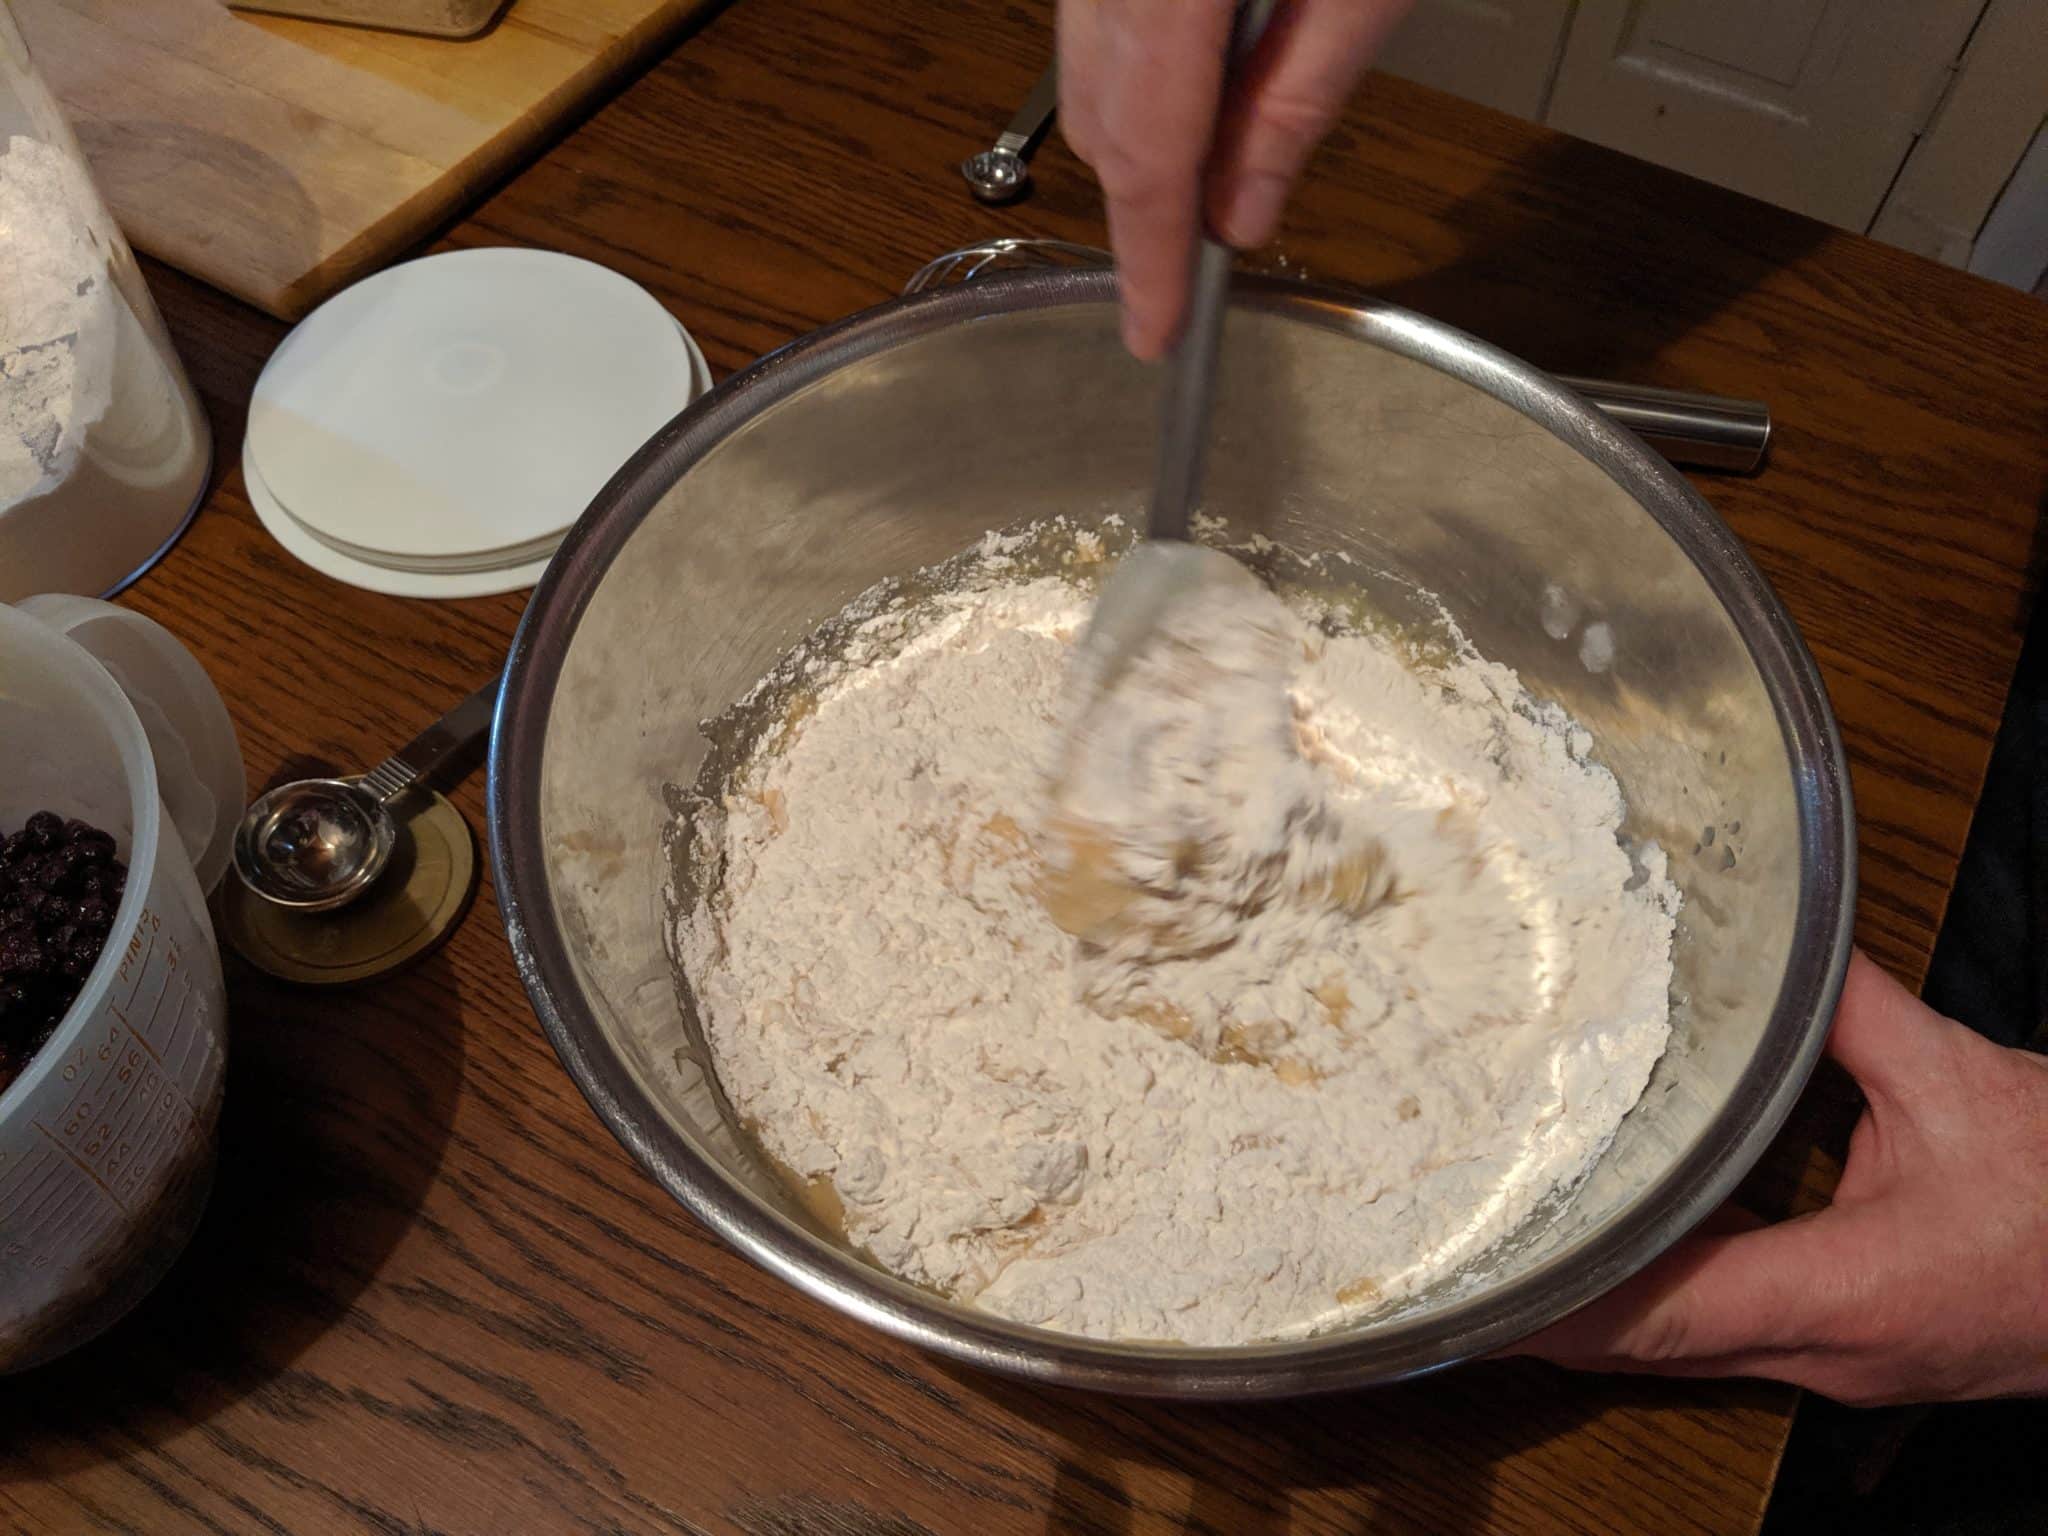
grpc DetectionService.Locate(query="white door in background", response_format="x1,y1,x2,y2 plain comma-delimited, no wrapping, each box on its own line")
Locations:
1375,0,1576,121
1543,0,1989,231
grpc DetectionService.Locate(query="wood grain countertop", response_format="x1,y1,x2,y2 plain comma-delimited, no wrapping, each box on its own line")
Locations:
5,0,2045,1531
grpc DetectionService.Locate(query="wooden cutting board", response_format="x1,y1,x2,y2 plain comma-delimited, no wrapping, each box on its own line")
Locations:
16,0,721,318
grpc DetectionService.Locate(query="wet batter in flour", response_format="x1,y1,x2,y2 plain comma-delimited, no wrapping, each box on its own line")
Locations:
677,542,1677,1345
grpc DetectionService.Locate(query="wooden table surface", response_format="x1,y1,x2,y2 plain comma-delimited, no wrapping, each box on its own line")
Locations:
6,0,2046,1531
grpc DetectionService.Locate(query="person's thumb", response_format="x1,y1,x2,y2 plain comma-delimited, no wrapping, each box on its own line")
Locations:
1825,948,1960,1112
1207,0,1411,248
1513,952,1953,1378
1513,1209,1860,1372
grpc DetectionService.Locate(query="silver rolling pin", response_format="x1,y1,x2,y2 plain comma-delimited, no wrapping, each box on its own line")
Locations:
1558,377,1772,474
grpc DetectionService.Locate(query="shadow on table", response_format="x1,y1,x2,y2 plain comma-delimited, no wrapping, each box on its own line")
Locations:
947,1353,1755,1535
0,754,469,1479
1344,125,1833,389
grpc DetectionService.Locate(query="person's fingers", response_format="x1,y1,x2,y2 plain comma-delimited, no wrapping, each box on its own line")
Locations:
1062,0,1408,353
1106,0,1234,357
1519,956,1935,1376
1055,0,1107,171
1104,189,1200,360
1826,949,1960,1111
1206,0,1412,248
1065,0,1235,358
1485,1203,1758,1361
1516,1211,1860,1371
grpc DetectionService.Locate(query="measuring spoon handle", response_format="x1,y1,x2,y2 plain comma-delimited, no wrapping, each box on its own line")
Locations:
996,62,1058,156
362,674,503,806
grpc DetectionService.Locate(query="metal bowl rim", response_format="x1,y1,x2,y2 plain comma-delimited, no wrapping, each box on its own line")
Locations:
487,267,1856,1398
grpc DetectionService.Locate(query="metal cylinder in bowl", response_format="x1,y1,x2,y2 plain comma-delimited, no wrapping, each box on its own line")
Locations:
489,268,1855,1397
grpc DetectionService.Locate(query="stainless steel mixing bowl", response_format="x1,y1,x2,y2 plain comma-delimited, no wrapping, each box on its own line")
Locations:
489,270,1855,1397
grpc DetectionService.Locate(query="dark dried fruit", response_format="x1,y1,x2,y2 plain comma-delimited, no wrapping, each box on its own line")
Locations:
0,811,126,1090
42,844,83,893
0,931,45,974
67,827,117,862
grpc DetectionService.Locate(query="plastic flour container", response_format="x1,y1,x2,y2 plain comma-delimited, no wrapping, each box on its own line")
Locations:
0,4,212,602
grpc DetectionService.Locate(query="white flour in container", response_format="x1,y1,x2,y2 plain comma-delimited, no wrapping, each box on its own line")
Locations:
677,547,1678,1345
0,135,110,506
0,133,208,598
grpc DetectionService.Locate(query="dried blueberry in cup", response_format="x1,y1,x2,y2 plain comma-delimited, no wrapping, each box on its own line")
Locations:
0,811,128,1095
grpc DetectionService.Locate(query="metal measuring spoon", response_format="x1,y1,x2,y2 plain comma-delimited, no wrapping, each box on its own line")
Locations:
961,63,1057,204
232,675,500,913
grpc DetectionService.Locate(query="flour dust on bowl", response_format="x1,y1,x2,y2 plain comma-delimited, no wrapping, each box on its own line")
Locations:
490,270,1856,1397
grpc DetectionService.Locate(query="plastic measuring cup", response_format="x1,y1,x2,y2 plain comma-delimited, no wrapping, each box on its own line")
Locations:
0,598,242,1372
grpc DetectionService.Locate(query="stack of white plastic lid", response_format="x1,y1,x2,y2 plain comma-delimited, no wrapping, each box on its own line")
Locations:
245,249,708,597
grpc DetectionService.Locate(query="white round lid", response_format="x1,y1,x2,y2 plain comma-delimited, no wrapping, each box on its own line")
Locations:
248,248,700,564
243,324,710,600
243,438,555,600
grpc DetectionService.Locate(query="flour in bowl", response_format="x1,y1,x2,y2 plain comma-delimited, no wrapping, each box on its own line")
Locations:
675,542,1678,1345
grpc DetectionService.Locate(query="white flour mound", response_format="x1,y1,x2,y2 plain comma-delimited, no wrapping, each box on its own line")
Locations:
0,134,117,507
1,127,208,602
678,558,1678,1345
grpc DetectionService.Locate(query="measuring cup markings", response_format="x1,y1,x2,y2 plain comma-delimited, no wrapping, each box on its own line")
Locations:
71,918,202,1151
2,600,239,1367
7,904,211,1277
0,1123,143,1278
0,1149,84,1278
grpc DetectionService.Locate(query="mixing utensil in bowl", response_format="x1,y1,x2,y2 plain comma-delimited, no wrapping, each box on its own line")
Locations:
1071,0,1275,715
234,676,498,912
489,267,1855,1398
